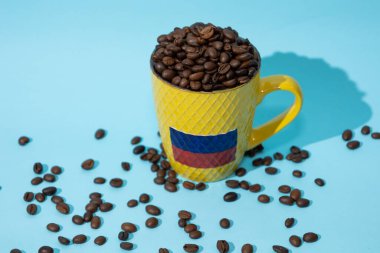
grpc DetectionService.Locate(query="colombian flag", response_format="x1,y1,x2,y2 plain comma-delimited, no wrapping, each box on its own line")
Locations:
170,127,237,168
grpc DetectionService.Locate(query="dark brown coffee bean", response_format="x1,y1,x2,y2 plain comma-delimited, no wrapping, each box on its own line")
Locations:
81,159,95,170
35,193,46,203
218,63,231,75
91,216,101,229
290,189,301,201
285,218,295,228
195,182,206,191
58,236,71,245
85,202,98,213
371,132,380,139
265,167,278,175
184,244,199,253
235,167,246,177
164,182,178,192
279,196,294,206
146,205,161,216
272,245,289,253
239,180,250,190
18,136,30,146
51,196,64,204
138,193,150,203
303,232,318,242
223,192,238,202
146,217,159,228
99,202,113,212
121,162,131,171
95,129,106,139
292,170,303,178
23,192,34,202
361,125,371,135
301,150,309,159
162,56,175,66
183,181,195,190
131,136,141,145
42,186,57,196
154,176,166,185
178,210,192,220
226,180,240,188
26,204,38,215
161,69,176,81
342,129,353,141
314,178,325,186
258,194,270,203
161,160,171,170
72,215,84,225
219,218,230,229
347,140,360,149
50,165,62,175
46,223,60,232
94,177,106,184
127,199,138,208
241,244,253,253
278,185,291,193
91,198,102,205
189,230,202,239
154,62,165,73
56,202,70,214
290,145,301,154
73,234,87,244
184,224,197,233
133,145,145,155
289,235,302,247
10,249,22,253
43,173,56,183
31,176,43,185
120,242,134,250
273,152,283,160
249,184,261,193
94,235,107,246
38,246,54,253
82,212,92,222
110,178,124,188
33,162,43,174
204,61,217,71
252,158,263,166
262,156,273,166
178,218,187,228
159,248,169,253
217,240,230,253
296,198,310,208
121,222,137,233
118,231,129,241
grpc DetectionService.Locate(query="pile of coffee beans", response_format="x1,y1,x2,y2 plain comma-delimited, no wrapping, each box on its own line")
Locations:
342,125,379,150
151,22,260,91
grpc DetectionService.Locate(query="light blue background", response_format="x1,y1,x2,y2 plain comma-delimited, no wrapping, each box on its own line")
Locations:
0,0,379,252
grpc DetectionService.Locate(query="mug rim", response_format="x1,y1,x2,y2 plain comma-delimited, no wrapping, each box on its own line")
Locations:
150,48,261,94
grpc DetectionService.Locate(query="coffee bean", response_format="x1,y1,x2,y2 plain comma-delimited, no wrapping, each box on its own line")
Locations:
42,187,57,196
184,224,197,233
361,125,371,135
120,242,134,250
301,150,309,159
118,231,129,241
217,240,230,253
146,205,161,216
73,234,87,244
178,210,192,220
273,152,284,160
91,216,101,229
38,246,54,253
94,177,106,184
278,185,291,193
314,178,325,186
303,232,318,242
139,193,150,203
31,176,43,185
94,235,107,246
89,192,102,199
183,181,196,190
272,245,289,253
279,196,294,206
121,222,137,233
51,166,62,175
342,129,353,141
371,132,380,139
164,182,178,192
99,202,113,212
121,162,131,172
43,173,56,183
35,193,46,202
131,136,142,145
189,230,202,239
285,218,295,228
72,215,84,225
226,180,239,188
290,189,301,201
33,162,43,174
178,218,187,228
82,212,93,222
219,218,230,229
146,217,159,228
258,194,270,203
86,203,98,213
347,140,360,149
27,204,38,215
292,170,303,178
195,182,206,191
223,192,238,202
18,136,30,146
10,249,22,253
290,145,301,154
51,196,64,204
56,202,70,214
81,159,95,170
127,199,138,208
184,244,199,253
296,198,310,208
289,235,302,247
159,248,169,253
242,244,253,253
23,192,34,202
46,223,60,232
95,129,106,139
265,167,278,175
58,236,71,245
235,167,246,177
162,69,176,81
154,176,166,185
249,184,261,193
262,156,273,166
239,180,250,190
110,178,124,188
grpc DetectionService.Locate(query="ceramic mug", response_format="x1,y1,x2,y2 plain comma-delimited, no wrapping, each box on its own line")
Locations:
151,57,302,182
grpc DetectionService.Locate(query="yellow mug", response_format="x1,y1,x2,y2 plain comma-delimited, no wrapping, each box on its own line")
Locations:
152,62,302,182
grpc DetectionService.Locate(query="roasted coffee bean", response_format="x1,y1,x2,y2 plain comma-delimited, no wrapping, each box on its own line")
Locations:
33,162,44,174
195,182,206,191
139,193,150,203
278,185,291,193
131,136,142,145
121,162,131,171
110,178,124,188
73,234,87,244
184,224,197,233
95,129,106,139
239,180,250,190
120,242,134,250
72,215,84,225
51,196,64,204
121,222,137,233
91,198,102,205
151,164,159,172
342,129,353,141
292,170,303,178
86,203,98,213
35,193,46,203
91,216,101,229
154,176,166,185
159,248,170,253
133,145,145,155
258,194,270,203
347,140,360,149
303,232,318,242
249,184,261,193
219,218,230,229
127,199,138,208
81,159,95,170
183,181,196,190
23,192,34,202
178,218,187,228
164,182,178,192
290,145,301,154
301,150,309,158
56,202,70,214
371,132,380,139
235,167,246,177
58,236,71,245
146,217,159,228
290,189,301,201
223,192,238,202
265,167,278,175
262,156,273,166
26,204,38,215
118,231,129,241
31,176,43,185
46,223,60,232
296,198,310,208
38,246,54,253
51,165,62,175
217,240,230,253
42,187,57,196
361,125,371,135
314,178,325,186
289,235,302,247
285,218,295,228
161,160,171,170
241,244,253,253
184,244,199,253
94,235,107,246
18,136,30,146
146,205,161,216
226,180,240,188
189,230,202,239
83,211,93,222
43,173,56,183
94,177,106,184
272,245,289,253
10,249,22,253
99,202,113,212
178,210,192,220
273,152,284,160
279,196,294,206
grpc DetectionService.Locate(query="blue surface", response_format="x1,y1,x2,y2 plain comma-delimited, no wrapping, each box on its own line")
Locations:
1,0,379,252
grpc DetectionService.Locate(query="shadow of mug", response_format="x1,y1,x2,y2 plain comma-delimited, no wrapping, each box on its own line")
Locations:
253,52,372,150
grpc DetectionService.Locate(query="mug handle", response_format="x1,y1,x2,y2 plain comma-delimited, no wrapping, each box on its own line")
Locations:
247,75,303,149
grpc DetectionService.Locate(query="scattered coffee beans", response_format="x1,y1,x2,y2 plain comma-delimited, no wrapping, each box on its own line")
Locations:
223,192,238,202
164,182,178,192
184,224,197,233
314,178,325,186
290,189,301,201
95,129,106,139
46,223,60,232
285,218,295,228
372,132,380,139
73,234,87,244
94,235,107,246
10,249,22,253
51,196,64,204
58,236,71,245
239,180,250,190
159,248,169,253
178,210,192,220
258,194,270,203
131,136,142,145
217,240,230,253
220,218,231,229
184,244,199,253
303,232,318,243
289,235,302,247
18,136,30,146
272,245,288,253
81,159,95,170
99,202,113,212
189,230,202,239
195,182,206,191
279,196,294,206
226,180,239,188
133,145,145,154
146,205,161,216
273,152,284,160
265,167,278,175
